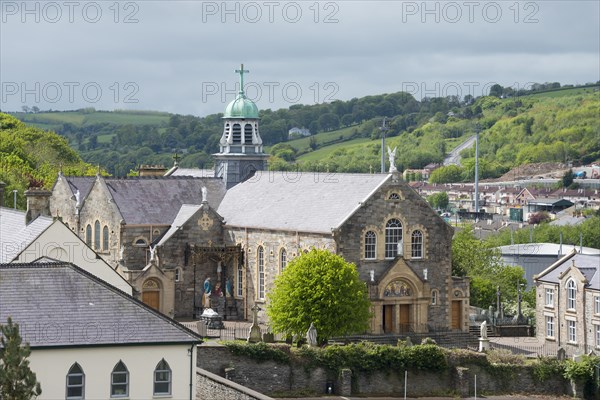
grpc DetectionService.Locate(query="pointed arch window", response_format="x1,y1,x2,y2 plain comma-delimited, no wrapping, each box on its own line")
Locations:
237,262,243,297
385,219,402,259
111,361,129,398
280,248,287,272
364,231,376,259
567,279,576,310
257,246,265,299
103,225,109,251
66,363,85,399
153,359,171,396
85,224,92,246
411,230,423,259
94,220,101,250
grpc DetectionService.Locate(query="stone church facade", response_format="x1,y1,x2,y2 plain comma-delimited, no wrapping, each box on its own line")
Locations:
41,66,469,333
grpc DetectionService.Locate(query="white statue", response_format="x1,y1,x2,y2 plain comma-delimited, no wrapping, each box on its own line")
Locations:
369,269,375,282
74,189,81,208
306,322,317,347
149,246,156,262
480,320,488,339
119,245,125,261
387,146,398,173
397,238,404,256
201,186,208,203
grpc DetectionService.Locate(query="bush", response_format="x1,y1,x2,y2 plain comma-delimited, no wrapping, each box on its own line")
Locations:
486,349,525,365
533,357,564,382
223,341,290,364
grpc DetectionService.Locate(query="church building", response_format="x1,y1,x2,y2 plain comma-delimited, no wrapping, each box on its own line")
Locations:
43,66,469,334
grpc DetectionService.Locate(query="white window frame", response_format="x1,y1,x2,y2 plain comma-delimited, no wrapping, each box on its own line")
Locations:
596,324,600,348
595,296,600,315
545,288,554,307
431,290,437,305
66,363,85,400
174,268,181,282
385,219,402,259
364,231,376,260
567,320,576,343
545,316,554,338
153,359,171,396
411,230,423,259
566,279,576,310
110,361,129,398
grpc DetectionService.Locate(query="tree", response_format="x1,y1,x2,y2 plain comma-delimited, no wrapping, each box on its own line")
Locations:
562,168,574,188
427,191,449,210
0,317,42,399
266,249,371,343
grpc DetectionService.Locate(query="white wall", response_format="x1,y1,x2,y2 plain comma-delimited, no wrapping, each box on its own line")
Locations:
14,222,133,295
29,344,196,400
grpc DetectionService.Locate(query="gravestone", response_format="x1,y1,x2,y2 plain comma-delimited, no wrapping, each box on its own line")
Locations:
247,305,262,343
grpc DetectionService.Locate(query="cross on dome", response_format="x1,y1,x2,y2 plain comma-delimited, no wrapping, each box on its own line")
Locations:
235,64,249,95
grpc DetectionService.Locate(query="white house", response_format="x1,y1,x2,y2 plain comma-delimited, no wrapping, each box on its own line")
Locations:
0,205,132,294
0,261,201,400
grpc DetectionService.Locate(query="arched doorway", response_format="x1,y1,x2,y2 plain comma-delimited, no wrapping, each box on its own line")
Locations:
382,279,414,333
142,279,161,311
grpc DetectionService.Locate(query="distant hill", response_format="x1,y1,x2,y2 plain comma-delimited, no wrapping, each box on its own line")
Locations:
9,83,599,178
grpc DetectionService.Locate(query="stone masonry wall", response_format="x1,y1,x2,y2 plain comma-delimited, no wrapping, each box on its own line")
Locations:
197,344,572,398
196,368,274,400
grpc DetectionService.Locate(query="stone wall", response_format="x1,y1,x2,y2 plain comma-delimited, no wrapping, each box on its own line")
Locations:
197,344,572,398
196,368,274,400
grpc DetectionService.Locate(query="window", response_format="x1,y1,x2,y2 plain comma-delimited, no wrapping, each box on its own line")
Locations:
237,263,243,297
545,288,554,307
66,363,84,399
111,361,128,398
174,268,181,282
244,124,253,143
411,230,423,259
595,296,600,314
596,325,600,348
257,246,265,299
280,248,287,271
364,231,376,259
388,192,400,200
567,320,576,342
103,225,109,251
232,124,241,143
566,279,576,310
385,219,402,259
94,220,101,250
153,359,171,396
431,290,437,305
85,224,92,246
545,316,554,338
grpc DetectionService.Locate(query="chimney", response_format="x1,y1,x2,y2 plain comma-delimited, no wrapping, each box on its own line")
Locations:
0,181,5,208
24,189,52,224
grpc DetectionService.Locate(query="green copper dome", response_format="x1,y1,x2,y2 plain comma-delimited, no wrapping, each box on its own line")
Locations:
223,94,259,119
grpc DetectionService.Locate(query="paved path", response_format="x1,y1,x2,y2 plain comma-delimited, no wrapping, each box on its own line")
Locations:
277,396,572,400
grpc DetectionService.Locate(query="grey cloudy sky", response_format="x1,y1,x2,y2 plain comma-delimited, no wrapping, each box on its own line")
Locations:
1,0,598,116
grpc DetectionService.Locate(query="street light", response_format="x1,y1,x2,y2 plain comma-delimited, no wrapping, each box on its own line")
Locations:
516,283,526,324
12,190,17,209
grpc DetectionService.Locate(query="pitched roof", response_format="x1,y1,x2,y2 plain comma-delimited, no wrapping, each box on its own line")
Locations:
64,176,96,201
0,262,200,348
535,252,600,290
218,172,390,233
154,204,203,247
0,208,53,263
103,176,226,225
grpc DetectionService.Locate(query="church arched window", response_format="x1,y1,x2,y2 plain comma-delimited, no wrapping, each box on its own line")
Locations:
257,246,265,299
385,219,402,259
364,231,376,259
153,359,171,396
567,279,576,309
280,248,287,272
103,225,109,251
94,220,101,250
411,230,423,259
66,362,85,399
110,361,129,398
85,224,92,246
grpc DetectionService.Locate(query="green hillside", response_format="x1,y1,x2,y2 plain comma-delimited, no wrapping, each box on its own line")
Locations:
0,113,97,209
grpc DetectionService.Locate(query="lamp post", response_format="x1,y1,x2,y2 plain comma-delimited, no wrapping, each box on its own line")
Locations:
12,190,17,209
516,283,525,323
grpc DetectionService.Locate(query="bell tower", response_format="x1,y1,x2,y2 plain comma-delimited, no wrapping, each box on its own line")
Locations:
214,64,268,189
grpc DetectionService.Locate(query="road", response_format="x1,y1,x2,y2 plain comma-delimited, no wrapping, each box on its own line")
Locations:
443,135,476,166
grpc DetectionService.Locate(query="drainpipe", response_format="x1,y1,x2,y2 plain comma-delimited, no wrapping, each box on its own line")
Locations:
189,344,194,400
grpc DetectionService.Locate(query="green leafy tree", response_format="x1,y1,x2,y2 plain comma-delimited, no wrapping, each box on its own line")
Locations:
0,317,42,399
429,165,463,183
427,191,449,210
562,168,574,188
267,249,371,342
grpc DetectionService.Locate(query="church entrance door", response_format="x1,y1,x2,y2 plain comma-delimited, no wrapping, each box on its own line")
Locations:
398,304,410,333
143,291,160,311
451,301,462,330
383,305,393,333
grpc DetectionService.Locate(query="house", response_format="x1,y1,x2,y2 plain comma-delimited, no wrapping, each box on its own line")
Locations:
0,261,200,400
0,189,132,294
534,251,600,353
288,127,311,137
42,66,469,334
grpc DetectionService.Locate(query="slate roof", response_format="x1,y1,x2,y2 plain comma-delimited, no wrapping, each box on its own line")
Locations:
498,243,600,257
164,166,215,178
535,252,600,290
63,176,95,202
0,208,53,263
218,172,390,233
155,204,203,247
103,177,226,225
0,262,200,348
